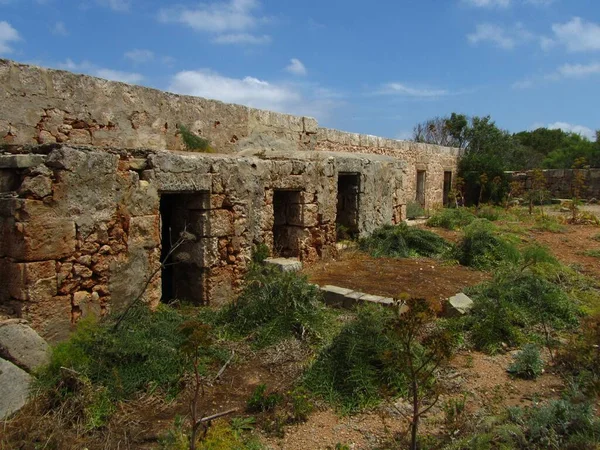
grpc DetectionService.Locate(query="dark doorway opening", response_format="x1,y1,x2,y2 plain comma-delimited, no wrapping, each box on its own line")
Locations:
416,170,426,208
336,173,360,240
160,193,209,304
443,171,453,206
273,190,302,257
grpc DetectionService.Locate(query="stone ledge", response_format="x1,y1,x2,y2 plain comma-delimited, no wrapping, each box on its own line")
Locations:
264,257,302,272
0,154,46,169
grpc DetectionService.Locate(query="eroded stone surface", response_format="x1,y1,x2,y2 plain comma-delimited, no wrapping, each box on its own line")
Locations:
0,357,32,420
0,321,50,372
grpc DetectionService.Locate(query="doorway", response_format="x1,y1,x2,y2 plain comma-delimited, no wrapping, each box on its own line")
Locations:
443,171,453,206
273,190,302,257
416,170,426,208
336,173,360,240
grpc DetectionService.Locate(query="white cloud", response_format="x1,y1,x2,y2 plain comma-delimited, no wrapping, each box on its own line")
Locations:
550,17,600,52
557,62,600,78
167,69,340,119
124,49,155,64
97,0,131,12
285,58,307,76
52,21,68,36
467,23,536,49
378,82,450,98
0,21,20,55
547,122,595,140
159,0,270,45
57,59,144,84
462,0,511,8
211,33,270,45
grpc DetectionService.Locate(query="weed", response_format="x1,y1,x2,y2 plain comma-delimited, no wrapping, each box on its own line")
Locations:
359,223,451,259
442,395,468,435
508,344,544,380
476,205,500,221
287,387,314,423
593,233,600,242
584,249,600,258
453,219,520,270
179,125,213,152
427,207,475,230
533,214,566,233
407,201,425,219
246,384,282,413
218,266,327,348
251,243,270,263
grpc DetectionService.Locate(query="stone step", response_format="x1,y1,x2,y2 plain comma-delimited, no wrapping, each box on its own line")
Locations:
319,284,408,313
264,257,302,272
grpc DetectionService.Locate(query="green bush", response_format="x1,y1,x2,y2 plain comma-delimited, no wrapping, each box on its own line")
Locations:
251,243,270,263
464,270,579,353
246,384,282,413
406,201,425,219
533,214,566,233
476,205,500,221
359,223,451,259
454,219,520,270
427,208,476,230
508,344,544,379
303,305,408,412
217,266,326,348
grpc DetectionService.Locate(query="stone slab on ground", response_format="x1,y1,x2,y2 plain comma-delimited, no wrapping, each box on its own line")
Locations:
264,258,303,272
0,320,50,372
0,357,32,420
443,292,474,317
321,285,354,307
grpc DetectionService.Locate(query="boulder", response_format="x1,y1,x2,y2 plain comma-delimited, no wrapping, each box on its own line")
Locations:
443,293,474,317
0,357,32,419
0,320,50,372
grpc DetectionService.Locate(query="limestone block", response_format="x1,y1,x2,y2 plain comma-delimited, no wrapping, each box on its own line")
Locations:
128,215,160,249
321,285,353,307
264,257,302,272
8,260,57,302
209,209,234,237
0,321,50,372
443,293,474,317
23,295,73,343
142,170,212,192
18,175,52,199
360,294,395,307
0,154,46,169
6,218,76,261
0,357,32,420
123,180,159,216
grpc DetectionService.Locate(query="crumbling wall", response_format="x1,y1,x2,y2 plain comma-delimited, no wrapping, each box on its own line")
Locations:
508,169,600,200
0,59,459,211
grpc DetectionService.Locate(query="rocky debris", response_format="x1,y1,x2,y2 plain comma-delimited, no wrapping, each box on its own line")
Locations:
443,293,474,317
0,319,50,372
264,257,303,272
0,357,32,420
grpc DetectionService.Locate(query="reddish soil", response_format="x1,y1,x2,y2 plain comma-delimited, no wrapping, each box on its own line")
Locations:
305,251,488,301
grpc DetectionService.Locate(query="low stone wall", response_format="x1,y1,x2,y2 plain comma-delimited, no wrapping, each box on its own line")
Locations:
0,59,460,210
507,169,600,200
0,144,405,341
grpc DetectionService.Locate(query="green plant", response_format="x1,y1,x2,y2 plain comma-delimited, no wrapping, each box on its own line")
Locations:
442,395,468,435
477,205,500,221
508,344,544,379
584,249,600,258
453,219,520,270
218,266,327,348
246,384,282,413
179,125,213,152
251,243,270,263
359,223,451,259
533,214,566,233
426,207,476,230
593,233,600,242
288,387,314,423
407,201,426,219
303,305,407,412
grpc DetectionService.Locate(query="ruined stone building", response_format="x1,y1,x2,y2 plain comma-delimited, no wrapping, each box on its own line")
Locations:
0,60,461,341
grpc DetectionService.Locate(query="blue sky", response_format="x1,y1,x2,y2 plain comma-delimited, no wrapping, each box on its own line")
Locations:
0,0,598,141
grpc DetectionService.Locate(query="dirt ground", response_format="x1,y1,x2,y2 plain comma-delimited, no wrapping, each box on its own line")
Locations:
304,252,488,301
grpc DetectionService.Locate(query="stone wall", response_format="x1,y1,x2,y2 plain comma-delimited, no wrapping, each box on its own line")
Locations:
0,59,460,210
0,144,404,341
508,169,600,200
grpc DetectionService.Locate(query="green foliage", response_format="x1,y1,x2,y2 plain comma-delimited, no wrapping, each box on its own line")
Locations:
464,269,579,353
359,223,451,259
593,233,600,242
427,207,476,230
179,125,213,152
476,205,500,221
217,266,327,348
251,243,270,263
584,249,600,258
246,384,282,413
287,386,314,423
533,214,566,233
303,305,407,412
508,344,544,380
453,219,520,270
447,396,600,449
406,201,425,219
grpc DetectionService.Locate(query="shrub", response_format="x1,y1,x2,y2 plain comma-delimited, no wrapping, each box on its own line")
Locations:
465,270,579,353
246,384,282,413
584,249,600,258
533,214,566,233
426,208,476,230
251,243,270,263
508,344,544,379
303,305,407,412
454,219,520,270
406,201,425,219
359,223,451,259
476,205,500,221
217,266,326,348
